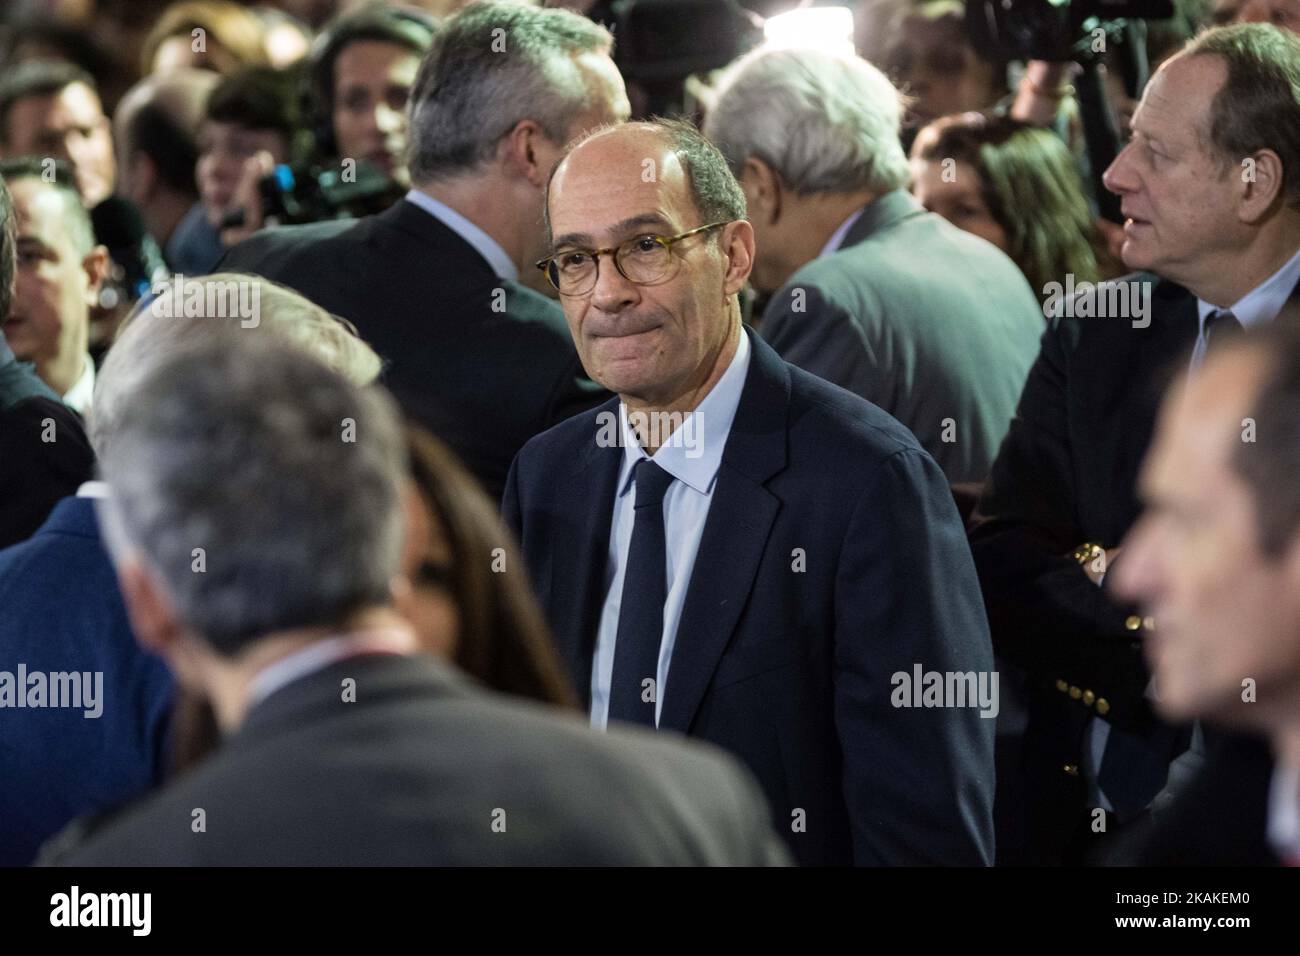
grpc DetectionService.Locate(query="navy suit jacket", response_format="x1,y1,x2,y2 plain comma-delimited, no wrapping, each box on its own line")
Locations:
0,496,173,865
504,331,996,865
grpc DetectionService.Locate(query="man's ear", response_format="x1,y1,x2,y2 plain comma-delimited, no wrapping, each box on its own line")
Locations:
719,219,756,297
739,156,782,226
82,244,110,304
117,554,185,660
1239,148,1284,224
500,119,553,187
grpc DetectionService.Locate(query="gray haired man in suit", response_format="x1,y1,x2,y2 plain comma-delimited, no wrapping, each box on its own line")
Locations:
46,337,788,866
704,46,1044,483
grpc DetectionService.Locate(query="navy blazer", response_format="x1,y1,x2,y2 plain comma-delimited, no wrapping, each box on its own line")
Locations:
504,331,996,865
0,496,173,865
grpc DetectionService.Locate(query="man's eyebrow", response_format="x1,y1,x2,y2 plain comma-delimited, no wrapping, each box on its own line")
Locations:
552,214,675,250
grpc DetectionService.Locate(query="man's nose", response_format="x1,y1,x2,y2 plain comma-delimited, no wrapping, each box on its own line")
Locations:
1110,520,1160,605
1102,141,1138,198
590,254,638,313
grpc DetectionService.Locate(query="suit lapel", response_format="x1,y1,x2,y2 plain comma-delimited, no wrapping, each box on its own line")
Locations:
659,333,789,733
551,412,621,707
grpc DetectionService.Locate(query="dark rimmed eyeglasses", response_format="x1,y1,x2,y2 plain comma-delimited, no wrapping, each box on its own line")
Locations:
535,221,733,296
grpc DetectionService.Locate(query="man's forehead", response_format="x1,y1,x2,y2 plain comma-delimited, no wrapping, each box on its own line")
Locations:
12,179,75,238
1133,55,1222,140
550,134,691,236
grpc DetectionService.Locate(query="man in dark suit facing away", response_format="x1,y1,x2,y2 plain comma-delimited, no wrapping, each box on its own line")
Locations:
220,3,629,499
968,23,1300,862
703,47,1044,485
505,119,996,866
45,338,789,867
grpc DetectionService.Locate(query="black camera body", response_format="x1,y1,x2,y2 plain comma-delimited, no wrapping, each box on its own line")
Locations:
220,160,405,231
966,0,1174,63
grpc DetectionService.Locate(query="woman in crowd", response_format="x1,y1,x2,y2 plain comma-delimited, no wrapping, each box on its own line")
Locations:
909,112,1118,304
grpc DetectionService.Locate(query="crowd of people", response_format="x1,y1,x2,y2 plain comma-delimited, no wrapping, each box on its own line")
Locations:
1,0,1298,868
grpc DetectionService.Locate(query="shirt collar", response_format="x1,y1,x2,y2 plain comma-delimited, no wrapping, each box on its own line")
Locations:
1196,244,1300,332
616,328,751,498
404,188,519,281
0,335,14,367
819,206,867,258
246,629,419,710
61,353,95,416
76,480,110,499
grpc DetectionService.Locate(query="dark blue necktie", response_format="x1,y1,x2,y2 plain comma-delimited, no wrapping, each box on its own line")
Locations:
1204,308,1242,354
608,458,675,727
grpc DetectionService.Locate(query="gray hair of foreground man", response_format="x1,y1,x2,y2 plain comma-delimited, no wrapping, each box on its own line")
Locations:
90,272,382,457
101,338,407,656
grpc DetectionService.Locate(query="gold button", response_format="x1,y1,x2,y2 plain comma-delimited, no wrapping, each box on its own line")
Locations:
1096,698,1110,715
1082,690,1095,706
1055,679,1069,693
1069,685,1082,699
1125,615,1141,631
1063,764,1079,776
1143,616,1156,631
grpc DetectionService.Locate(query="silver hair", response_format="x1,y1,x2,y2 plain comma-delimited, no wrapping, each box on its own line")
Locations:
704,47,910,195
406,1,613,182
89,272,382,458
99,338,407,656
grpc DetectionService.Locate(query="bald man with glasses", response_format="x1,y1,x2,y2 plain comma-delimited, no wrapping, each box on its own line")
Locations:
506,119,997,867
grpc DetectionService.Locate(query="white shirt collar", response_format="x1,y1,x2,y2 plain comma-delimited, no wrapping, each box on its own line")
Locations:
246,629,419,710
61,353,95,416
404,188,519,281
1196,245,1300,332
819,206,867,258
1268,752,1300,862
76,480,110,499
616,328,751,497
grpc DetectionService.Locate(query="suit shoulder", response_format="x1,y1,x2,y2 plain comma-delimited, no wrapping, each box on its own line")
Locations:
784,362,925,463
219,218,361,276
468,693,775,861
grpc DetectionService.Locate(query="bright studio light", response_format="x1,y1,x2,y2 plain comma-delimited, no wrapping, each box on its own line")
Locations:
763,6,855,57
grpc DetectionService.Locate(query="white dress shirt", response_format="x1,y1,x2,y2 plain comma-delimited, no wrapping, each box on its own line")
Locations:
403,188,519,281
590,330,752,729
62,352,95,416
